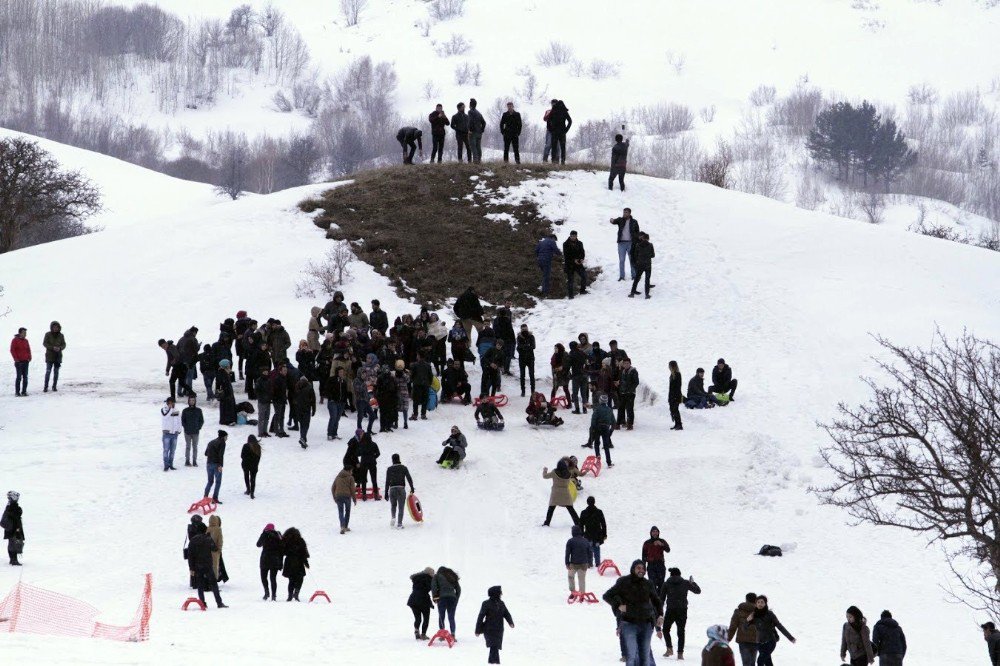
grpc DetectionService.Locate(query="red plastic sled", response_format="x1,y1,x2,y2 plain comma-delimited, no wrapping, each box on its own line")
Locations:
580,456,602,477
354,487,382,501
181,597,206,611
551,396,570,408
187,497,218,515
598,559,621,576
407,493,424,522
428,628,455,647
567,591,600,604
473,394,509,407
309,590,331,603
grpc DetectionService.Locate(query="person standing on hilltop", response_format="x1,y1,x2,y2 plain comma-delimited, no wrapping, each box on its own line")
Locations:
610,208,640,282
428,104,450,163
541,99,556,162
396,126,423,164
42,321,65,393
452,102,471,163
547,99,573,165
468,98,486,164
609,133,630,191
500,101,522,164
10,327,31,397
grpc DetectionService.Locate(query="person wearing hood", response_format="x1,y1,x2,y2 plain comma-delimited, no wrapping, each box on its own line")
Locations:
546,99,572,164
204,430,227,503
602,559,664,666
565,525,592,594
641,526,671,592
408,567,436,640
241,435,262,499
256,523,283,601
659,567,702,659
185,514,204,587
742,594,796,665
841,606,875,666
182,395,205,467
293,374,316,449
2,491,24,566
542,459,579,526
187,521,227,608
306,307,324,352
728,593,760,666
437,425,468,469
702,624,736,666
871,610,906,665
332,464,357,534
535,233,561,297
42,321,65,392
216,359,237,426
451,101,471,162
281,527,310,602
207,514,228,583
983,621,1000,666
161,397,182,471
476,585,515,664
431,566,462,638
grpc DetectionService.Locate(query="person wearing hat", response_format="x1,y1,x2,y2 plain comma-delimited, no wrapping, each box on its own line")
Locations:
709,358,738,401
589,394,615,466
562,230,588,299
160,397,182,471
437,426,468,469
204,430,227,503
384,453,415,529
256,523,283,600
241,435,262,499
659,567,702,659
602,560,664,665
408,567,436,640
2,491,24,566
476,585,515,664
216,358,237,426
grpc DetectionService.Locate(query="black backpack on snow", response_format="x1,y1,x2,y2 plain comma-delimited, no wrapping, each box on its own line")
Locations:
758,545,782,557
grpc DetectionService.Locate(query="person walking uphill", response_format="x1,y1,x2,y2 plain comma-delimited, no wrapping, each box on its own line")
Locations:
384,453,415,529
468,98,486,164
452,102,471,163
659,567,701,659
161,397,182,471
432,566,461,639
565,525,592,595
476,586,515,664
281,527,310,601
609,133,630,191
535,233,561,297
397,126,423,164
204,430,227,503
2,491,25,566
628,232,655,299
590,394,615,466
871,610,906,666
841,606,875,666
256,523,283,601
641,526,670,592
10,327,31,396
610,208,640,282
241,435,261,499
42,321,65,392
728,593,760,666
579,496,607,567
331,465,357,534
542,459,579,526
408,567,435,640
500,102,522,164
602,560,664,666
742,595,795,666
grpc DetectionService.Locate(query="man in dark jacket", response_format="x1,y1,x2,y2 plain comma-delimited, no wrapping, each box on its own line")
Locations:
610,208,640,282
500,102,522,163
428,104,450,162
686,368,719,409
384,453,415,528
442,359,472,404
515,324,535,397
370,299,389,335
659,567,702,659
641,526,670,591
480,341,504,398
709,358,738,400
546,100,572,164
475,585,514,664
396,126,423,164
984,622,1000,666
2,491,24,566
578,496,607,567
535,234,561,296
602,560,664,665
562,230,587,299
159,338,186,401
410,353,434,420
454,287,485,343
565,525,592,593
728,593,760,666
269,320,291,364
42,321,65,392
590,395,616,465
451,102,471,162
203,430,227,503
617,357,639,430
177,327,200,393
628,232,655,299
182,395,205,467
468,98,486,164
568,341,589,414
358,432,381,499
493,302,516,375
269,364,289,437
872,610,906,666
609,134,630,191
188,521,227,608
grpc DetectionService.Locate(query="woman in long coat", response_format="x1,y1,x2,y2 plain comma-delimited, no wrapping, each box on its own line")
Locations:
207,514,228,583
475,585,514,664
542,459,579,526
281,527,310,601
216,359,237,425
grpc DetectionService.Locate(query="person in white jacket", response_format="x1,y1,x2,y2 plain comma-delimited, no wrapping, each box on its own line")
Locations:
161,397,182,472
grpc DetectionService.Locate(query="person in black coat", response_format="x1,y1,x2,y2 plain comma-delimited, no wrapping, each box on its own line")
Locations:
493,302,516,375
667,360,684,430
609,133,630,191
709,358,738,400
256,523,283,601
358,430,381,499
185,514,204,587
500,102,522,164
408,567,435,640
215,360,237,426
628,232,655,299
563,230,588,299
454,287,485,342
546,99,572,164
188,521,227,608
2,491,25,566
241,435,261,499
578,496,607,567
370,299,389,335
515,325,535,397
686,368,719,409
872,610,906,664
602,560,664,663
428,104,450,163
442,359,473,404
281,527,310,601
397,126,423,164
451,102,471,162
658,567,702,659
475,585,515,664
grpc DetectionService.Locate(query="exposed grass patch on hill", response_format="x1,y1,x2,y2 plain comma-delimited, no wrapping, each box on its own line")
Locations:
299,162,603,308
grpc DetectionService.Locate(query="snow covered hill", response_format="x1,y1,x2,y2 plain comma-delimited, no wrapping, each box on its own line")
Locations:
0,147,998,665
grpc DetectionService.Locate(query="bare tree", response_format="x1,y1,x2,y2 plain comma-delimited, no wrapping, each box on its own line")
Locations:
0,138,102,252
858,190,886,224
296,243,356,297
212,131,250,200
814,331,1000,615
256,3,284,37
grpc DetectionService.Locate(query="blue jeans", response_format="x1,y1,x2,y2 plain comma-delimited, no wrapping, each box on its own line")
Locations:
620,620,654,666
355,400,375,433
335,496,352,528
14,360,29,394
161,431,178,469
204,463,222,500
437,595,458,634
757,640,776,666
589,540,602,567
202,371,215,401
538,260,552,294
44,361,60,389
618,241,635,280
327,400,345,437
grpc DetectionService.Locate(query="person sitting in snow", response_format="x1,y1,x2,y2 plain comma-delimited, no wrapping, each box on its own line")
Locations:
475,400,505,431
441,358,472,405
526,392,564,427
437,425,468,469
685,368,719,409
709,358,738,402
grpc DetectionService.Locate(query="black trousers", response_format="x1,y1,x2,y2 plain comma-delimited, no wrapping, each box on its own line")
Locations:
709,379,738,397
260,566,279,597
401,139,417,163
480,368,500,398
503,135,520,163
566,264,587,297
455,131,471,162
489,645,501,663
551,132,567,163
443,381,472,403
609,167,626,190
518,356,535,393
195,570,223,607
411,606,430,635
631,265,651,296
243,467,258,496
664,608,688,652
287,574,304,600
669,399,682,426
544,504,579,525
412,384,429,418
360,463,378,495
431,133,445,162
617,394,635,426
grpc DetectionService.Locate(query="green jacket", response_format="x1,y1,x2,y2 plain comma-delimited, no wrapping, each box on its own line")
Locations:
42,331,66,363
590,404,615,429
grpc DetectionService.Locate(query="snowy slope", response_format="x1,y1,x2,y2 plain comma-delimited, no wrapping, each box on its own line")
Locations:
1,156,999,665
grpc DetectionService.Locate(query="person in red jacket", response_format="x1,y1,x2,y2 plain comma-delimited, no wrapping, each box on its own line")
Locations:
641,526,671,592
10,327,31,397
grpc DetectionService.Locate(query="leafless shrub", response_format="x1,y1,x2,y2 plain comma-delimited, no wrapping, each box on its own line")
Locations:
699,105,717,123
575,120,614,162
422,79,440,101
536,41,574,67
749,84,777,106
428,0,466,21
296,243,356,298
416,19,432,37
696,142,732,188
828,190,858,219
907,83,939,106
858,190,886,224
272,90,293,112
587,59,620,80
630,135,705,181
454,61,482,86
940,90,984,129
666,50,686,75
768,86,824,135
340,0,368,27
435,33,471,57
632,103,694,136
795,173,826,210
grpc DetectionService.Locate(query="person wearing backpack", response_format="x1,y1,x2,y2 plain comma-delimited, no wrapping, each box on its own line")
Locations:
728,593,760,666
182,395,205,467
742,595,795,666
871,610,906,665
432,566,462,638
2,491,25,566
475,585,515,664
840,605,875,666
658,567,702,659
